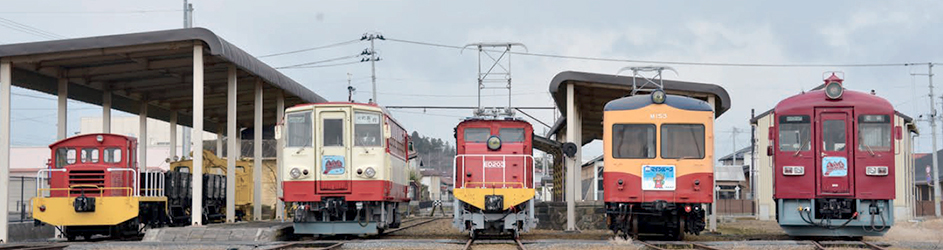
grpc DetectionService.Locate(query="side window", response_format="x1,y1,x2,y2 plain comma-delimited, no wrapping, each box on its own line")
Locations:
81,148,100,163
464,128,490,143
858,115,891,152
323,118,344,147
287,111,313,148
55,147,76,168
778,115,811,152
104,148,122,163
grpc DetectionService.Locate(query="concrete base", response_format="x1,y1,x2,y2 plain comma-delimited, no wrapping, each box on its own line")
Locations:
293,221,378,235
142,221,292,242
8,221,55,242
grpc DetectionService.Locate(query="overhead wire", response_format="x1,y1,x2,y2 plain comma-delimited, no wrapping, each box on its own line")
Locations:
280,61,363,69
0,9,180,15
275,54,363,69
385,37,925,68
0,17,67,40
258,39,361,58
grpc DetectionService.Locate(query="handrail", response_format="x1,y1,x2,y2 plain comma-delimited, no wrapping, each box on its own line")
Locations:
107,168,139,196
142,170,165,197
37,186,134,197
35,169,67,197
453,154,534,189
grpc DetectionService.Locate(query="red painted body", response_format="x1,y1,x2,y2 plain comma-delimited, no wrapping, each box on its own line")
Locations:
772,88,897,200
47,134,137,198
603,172,713,203
454,119,534,189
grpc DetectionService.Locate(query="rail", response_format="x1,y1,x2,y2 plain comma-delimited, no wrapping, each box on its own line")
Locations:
35,168,164,198
106,168,139,196
454,154,534,189
141,170,165,197
35,169,66,197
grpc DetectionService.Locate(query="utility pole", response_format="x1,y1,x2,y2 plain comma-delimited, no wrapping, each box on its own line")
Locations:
347,73,356,102
183,0,193,28
181,0,194,158
915,63,941,217
360,33,384,104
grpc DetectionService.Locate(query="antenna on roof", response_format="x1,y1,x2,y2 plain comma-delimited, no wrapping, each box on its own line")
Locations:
617,66,677,96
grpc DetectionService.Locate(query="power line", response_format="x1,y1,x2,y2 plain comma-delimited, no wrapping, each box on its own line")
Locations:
275,54,362,69
386,37,926,68
0,17,67,40
362,90,547,98
279,61,362,69
258,39,360,58
0,9,180,15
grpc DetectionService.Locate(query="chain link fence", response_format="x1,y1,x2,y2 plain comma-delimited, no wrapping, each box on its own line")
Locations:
7,176,37,222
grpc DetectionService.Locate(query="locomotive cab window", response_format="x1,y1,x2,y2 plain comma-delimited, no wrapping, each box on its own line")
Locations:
858,114,891,152
55,147,76,168
612,124,655,159
354,111,382,147
464,128,490,143
823,120,846,151
81,148,99,163
323,118,345,147
778,115,811,152
499,128,525,143
104,148,122,163
661,124,705,159
287,111,312,148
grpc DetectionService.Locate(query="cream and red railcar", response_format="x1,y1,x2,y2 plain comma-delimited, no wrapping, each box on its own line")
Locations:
281,102,410,236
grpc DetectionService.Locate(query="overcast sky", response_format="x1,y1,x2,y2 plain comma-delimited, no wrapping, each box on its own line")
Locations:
2,0,942,161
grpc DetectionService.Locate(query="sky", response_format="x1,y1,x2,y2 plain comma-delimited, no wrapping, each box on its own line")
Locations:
1,0,942,162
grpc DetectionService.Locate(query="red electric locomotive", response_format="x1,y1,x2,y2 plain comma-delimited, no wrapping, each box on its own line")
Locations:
771,73,896,237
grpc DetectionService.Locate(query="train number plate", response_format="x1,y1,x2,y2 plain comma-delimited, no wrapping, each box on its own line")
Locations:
484,161,505,168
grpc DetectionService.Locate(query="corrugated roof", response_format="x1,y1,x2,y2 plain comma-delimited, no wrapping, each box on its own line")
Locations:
715,165,746,181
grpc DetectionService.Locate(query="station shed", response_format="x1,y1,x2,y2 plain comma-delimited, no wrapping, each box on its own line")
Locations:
750,87,918,222
0,28,327,243
546,71,730,231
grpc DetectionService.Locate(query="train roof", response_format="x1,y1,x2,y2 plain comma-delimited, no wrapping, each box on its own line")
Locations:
604,94,713,112
750,85,915,127
49,133,134,149
774,89,893,113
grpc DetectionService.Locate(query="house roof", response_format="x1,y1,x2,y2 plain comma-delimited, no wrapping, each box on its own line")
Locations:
718,146,752,162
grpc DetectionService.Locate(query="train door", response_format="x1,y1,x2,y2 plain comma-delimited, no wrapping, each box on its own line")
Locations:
815,108,854,195
316,107,352,194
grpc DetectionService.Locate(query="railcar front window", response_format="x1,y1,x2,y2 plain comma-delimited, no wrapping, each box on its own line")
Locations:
661,124,705,159
287,112,312,148
56,147,76,168
823,120,846,151
499,128,525,143
323,118,344,147
779,115,811,152
104,148,122,163
354,111,382,147
464,128,490,143
612,124,655,159
859,115,891,151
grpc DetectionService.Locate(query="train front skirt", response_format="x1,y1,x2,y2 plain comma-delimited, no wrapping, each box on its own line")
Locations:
777,199,893,237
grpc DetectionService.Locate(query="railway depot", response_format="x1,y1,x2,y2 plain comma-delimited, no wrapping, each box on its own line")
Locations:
0,11,941,250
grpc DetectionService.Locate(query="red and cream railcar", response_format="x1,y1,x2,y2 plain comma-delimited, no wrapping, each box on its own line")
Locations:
772,74,896,236
280,102,410,236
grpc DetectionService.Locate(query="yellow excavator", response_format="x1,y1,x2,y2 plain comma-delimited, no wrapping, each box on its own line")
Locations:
170,150,260,221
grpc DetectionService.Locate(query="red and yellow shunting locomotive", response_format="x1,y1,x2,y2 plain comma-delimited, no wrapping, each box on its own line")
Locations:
603,90,713,240
772,74,896,237
31,133,228,240
452,118,536,238
281,102,411,236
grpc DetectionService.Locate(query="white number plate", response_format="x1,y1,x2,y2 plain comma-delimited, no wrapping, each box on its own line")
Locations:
484,161,505,168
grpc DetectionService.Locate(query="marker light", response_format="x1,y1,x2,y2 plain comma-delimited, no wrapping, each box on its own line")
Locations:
290,168,302,179
487,136,502,151
866,166,888,176
783,166,805,176
96,135,104,142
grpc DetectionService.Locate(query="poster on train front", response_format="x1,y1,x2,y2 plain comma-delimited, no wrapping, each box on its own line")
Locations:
642,165,676,191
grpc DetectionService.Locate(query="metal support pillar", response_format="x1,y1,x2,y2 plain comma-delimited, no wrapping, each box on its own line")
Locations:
1,60,12,243
275,90,285,220
226,65,237,223
708,97,718,232
191,43,205,225
565,83,577,231
216,127,223,156
139,100,148,172
57,78,67,139
931,63,942,217
102,90,112,133
253,79,263,221
170,113,177,161
574,105,582,201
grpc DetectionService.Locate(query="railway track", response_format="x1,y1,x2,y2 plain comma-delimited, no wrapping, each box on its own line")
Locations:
263,241,344,250
0,244,68,250
636,240,720,250
812,240,888,250
462,237,526,250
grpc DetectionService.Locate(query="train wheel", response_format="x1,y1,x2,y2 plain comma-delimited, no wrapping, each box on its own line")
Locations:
674,217,685,241
66,234,76,242
630,216,639,239
513,229,520,240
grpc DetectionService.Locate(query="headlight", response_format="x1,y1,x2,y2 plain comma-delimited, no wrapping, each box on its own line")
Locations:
651,89,666,104
825,81,843,99
290,168,302,179
866,166,888,176
487,136,502,150
783,166,804,176
364,167,376,178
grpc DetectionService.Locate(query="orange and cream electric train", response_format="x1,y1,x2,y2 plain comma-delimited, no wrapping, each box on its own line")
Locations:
603,90,713,240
